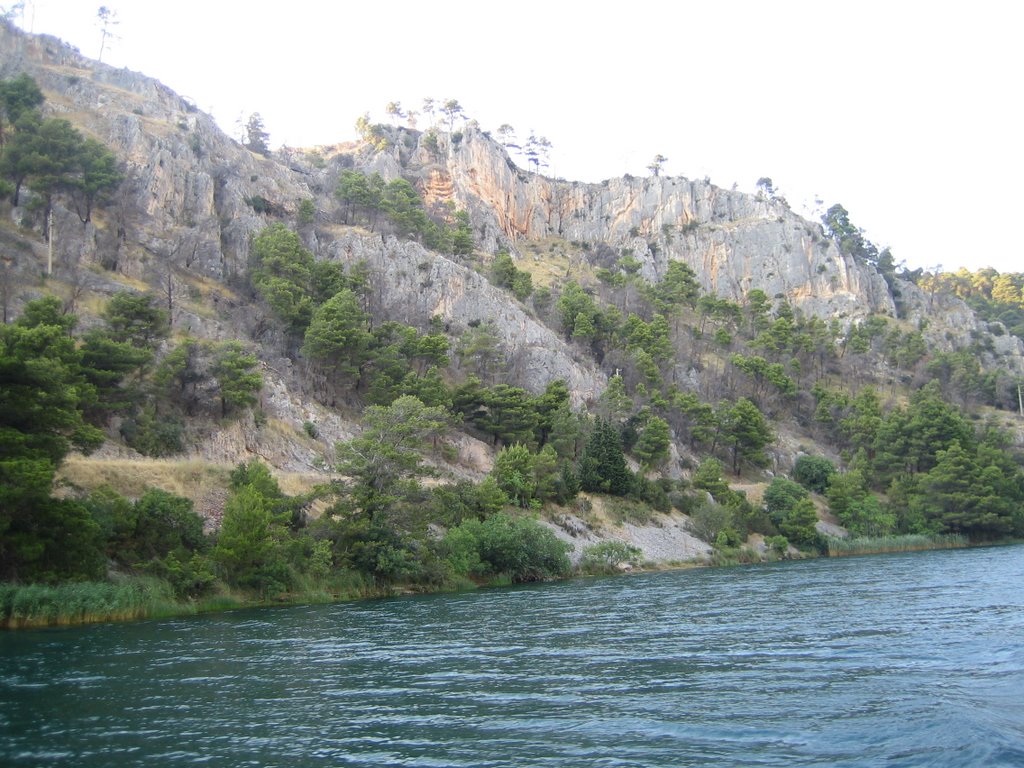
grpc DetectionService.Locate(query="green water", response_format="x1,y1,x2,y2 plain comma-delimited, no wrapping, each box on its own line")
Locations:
2,546,1023,766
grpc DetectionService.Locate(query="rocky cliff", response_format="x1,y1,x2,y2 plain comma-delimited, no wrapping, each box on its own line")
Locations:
368,123,897,320
1,18,1020,456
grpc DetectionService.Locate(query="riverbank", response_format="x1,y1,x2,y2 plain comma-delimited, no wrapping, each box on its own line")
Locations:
1,532,989,630
825,533,968,557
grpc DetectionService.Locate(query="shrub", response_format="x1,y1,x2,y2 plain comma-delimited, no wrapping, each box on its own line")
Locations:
440,513,570,582
579,541,644,574
793,455,836,494
119,406,184,457
763,477,809,524
688,501,735,544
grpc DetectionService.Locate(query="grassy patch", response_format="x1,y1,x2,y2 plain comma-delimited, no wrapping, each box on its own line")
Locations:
0,576,179,629
58,456,233,500
514,237,593,287
826,533,968,557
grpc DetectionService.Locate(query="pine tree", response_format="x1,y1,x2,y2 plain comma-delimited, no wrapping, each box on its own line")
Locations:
579,418,632,496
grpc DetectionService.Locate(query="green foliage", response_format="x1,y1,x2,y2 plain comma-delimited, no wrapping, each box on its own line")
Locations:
468,383,538,447
793,455,836,494
910,440,1020,539
79,329,153,416
153,337,204,414
557,281,616,348
301,288,371,379
455,321,505,384
822,203,878,264
491,250,533,300
730,353,796,402
595,374,633,424
243,112,270,155
691,458,730,499
0,73,44,136
491,443,536,508
129,489,206,563
0,297,113,581
688,500,738,545
67,136,123,223
718,397,773,475
334,170,474,253
579,418,632,496
119,404,184,456
0,576,180,628
250,223,317,333
102,291,168,349
826,533,968,557
870,381,974,484
762,477,808,523
645,260,700,314
634,415,670,469
335,395,448,522
777,497,820,550
297,197,316,225
336,170,385,227
825,470,894,537
440,513,571,582
211,341,262,417
0,77,122,223
214,485,288,595
579,540,644,574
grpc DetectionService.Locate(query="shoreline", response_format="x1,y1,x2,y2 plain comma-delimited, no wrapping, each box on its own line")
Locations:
2,533,992,631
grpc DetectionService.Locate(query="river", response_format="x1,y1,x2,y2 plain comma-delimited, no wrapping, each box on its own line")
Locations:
2,546,1023,767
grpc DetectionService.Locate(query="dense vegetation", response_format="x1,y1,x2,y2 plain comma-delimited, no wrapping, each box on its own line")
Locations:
2,82,1023,627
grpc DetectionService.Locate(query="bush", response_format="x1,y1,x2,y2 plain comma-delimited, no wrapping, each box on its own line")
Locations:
120,406,185,456
440,513,571,583
688,501,735,544
793,455,836,494
579,541,644,574
763,477,809,524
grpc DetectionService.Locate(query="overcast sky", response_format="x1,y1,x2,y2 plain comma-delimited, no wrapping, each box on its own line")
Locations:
13,0,1022,274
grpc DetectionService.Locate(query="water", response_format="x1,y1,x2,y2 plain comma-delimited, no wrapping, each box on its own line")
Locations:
2,546,1023,767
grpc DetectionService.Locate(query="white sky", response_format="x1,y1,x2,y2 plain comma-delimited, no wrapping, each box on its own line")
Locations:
12,0,1023,274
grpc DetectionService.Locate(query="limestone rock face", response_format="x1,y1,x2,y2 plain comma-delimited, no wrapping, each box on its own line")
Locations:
0,22,319,282
415,124,897,320
319,229,606,403
1,18,1019,397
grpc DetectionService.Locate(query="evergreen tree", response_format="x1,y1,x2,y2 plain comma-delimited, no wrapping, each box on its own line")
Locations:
250,223,316,333
579,418,632,495
719,398,773,475
491,443,536,508
335,396,448,522
914,441,1017,540
301,289,372,380
214,485,282,593
211,341,262,417
634,416,671,469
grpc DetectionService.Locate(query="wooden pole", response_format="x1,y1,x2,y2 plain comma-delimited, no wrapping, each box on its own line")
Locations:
1018,381,1023,417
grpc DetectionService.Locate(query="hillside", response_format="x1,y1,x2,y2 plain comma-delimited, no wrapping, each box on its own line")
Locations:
1,20,1023,613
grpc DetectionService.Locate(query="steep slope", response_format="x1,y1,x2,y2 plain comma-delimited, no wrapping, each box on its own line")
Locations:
1,19,1021,511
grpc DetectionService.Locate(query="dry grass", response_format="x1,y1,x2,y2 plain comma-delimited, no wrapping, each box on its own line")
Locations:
514,237,593,287
58,455,335,512
104,271,152,292
184,272,240,302
58,456,233,500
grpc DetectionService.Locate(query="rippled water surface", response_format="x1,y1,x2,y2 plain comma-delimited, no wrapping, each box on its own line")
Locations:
2,546,1024,767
